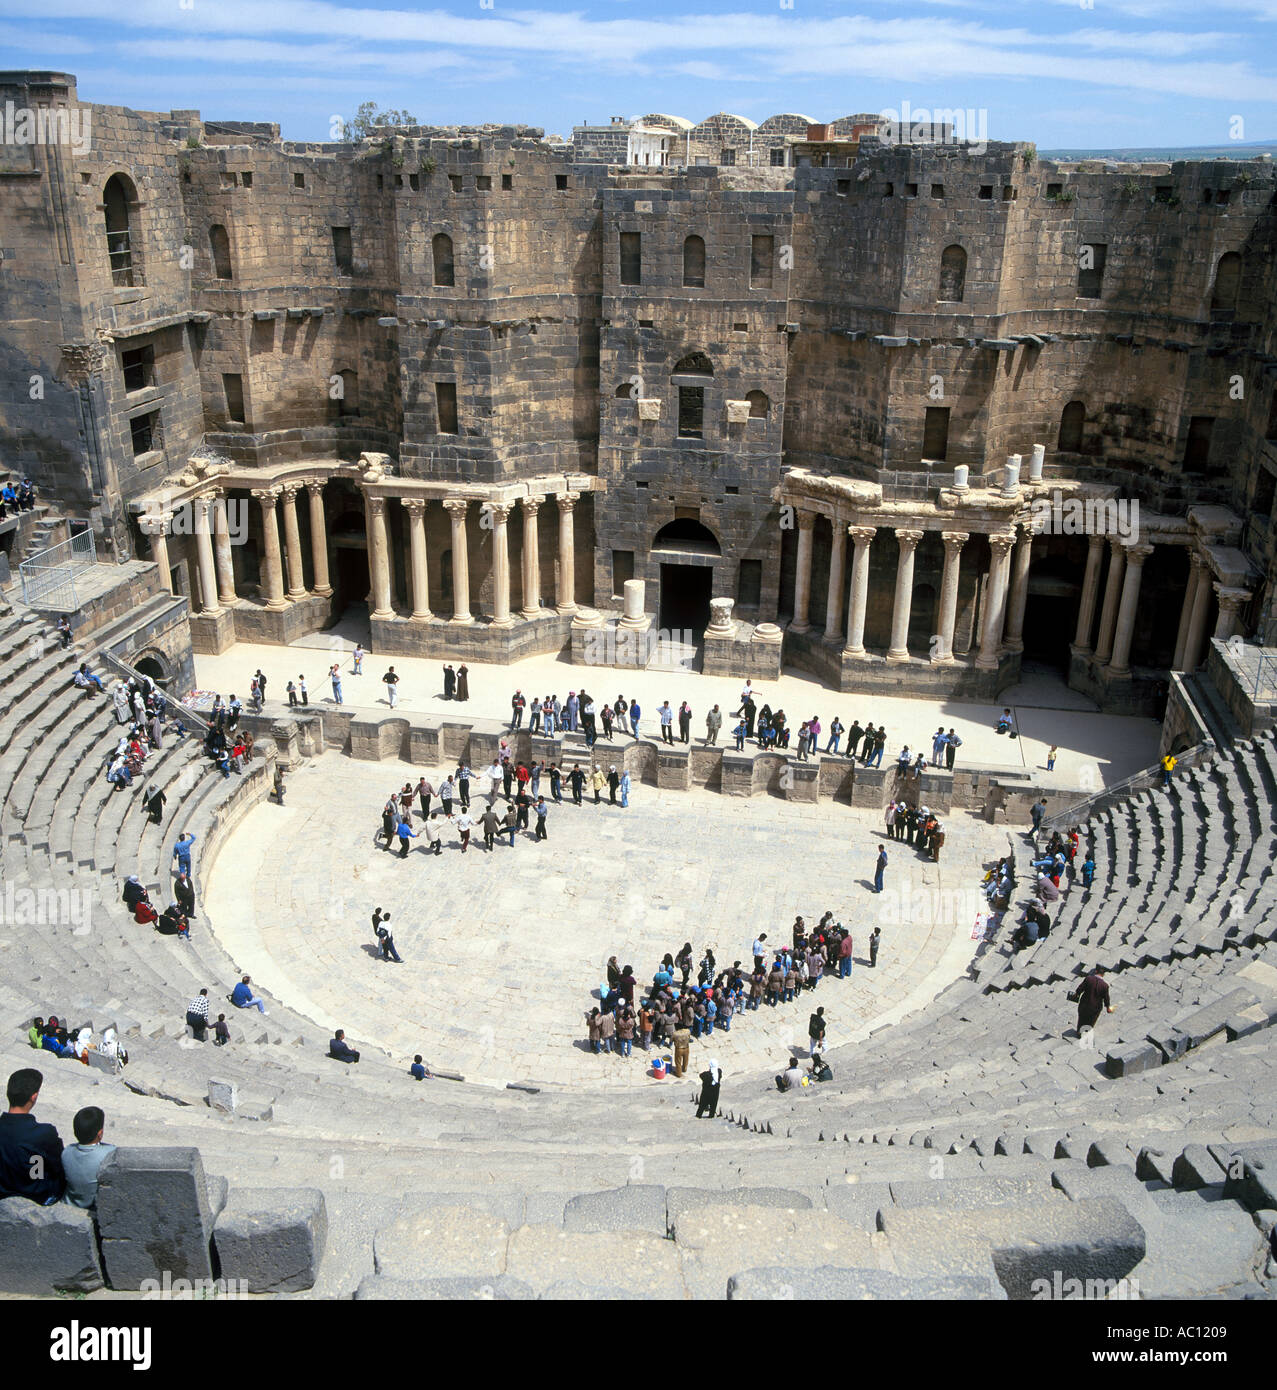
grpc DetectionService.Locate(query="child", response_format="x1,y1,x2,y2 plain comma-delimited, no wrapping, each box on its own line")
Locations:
1046,744,1058,772
213,1014,230,1046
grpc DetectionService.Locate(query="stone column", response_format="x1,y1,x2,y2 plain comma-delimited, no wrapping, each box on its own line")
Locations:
367,495,393,618
489,502,514,628
146,512,172,595
1181,561,1214,671
935,530,968,663
1092,539,1127,665
213,497,237,605
403,499,431,620
194,497,220,615
253,488,287,611
1107,542,1154,676
305,481,332,597
790,509,816,632
1071,534,1107,654
976,532,1017,670
823,518,847,641
1003,527,1035,654
443,498,472,623
556,492,579,614
1171,553,1204,670
887,528,924,662
521,494,544,619
1214,586,1250,643
844,526,875,655
280,483,308,600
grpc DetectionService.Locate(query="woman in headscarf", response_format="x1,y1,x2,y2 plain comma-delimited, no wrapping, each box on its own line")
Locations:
696,1059,722,1118
619,767,630,808
72,1027,95,1064
111,681,130,725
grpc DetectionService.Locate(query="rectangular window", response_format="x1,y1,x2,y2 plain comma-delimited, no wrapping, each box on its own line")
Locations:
121,345,155,393
1254,468,1276,517
436,382,458,435
1183,415,1214,472
978,185,993,199
331,226,353,274
1002,185,1016,200
720,148,736,166
922,406,950,462
750,234,774,289
611,549,634,597
931,184,945,198
293,172,305,189
555,173,568,190
240,172,252,189
448,174,463,193
1077,241,1107,298
502,173,512,190
409,173,419,191
883,182,894,197
738,558,763,609
906,182,918,197
619,231,641,285
677,386,704,439
836,179,850,196
1047,183,1062,197
475,175,491,191
222,373,245,424
130,409,162,459
770,148,786,167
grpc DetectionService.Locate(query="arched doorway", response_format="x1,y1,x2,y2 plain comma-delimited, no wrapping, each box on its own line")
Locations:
134,654,169,688
652,518,719,635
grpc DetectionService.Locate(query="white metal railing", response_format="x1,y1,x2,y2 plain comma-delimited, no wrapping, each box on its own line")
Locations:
19,529,96,610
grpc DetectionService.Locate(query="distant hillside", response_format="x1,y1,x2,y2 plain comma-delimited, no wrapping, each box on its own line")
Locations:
1040,142,1277,163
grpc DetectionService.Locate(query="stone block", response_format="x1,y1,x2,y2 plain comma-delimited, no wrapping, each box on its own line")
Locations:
636,398,661,420
665,1186,813,1231
1136,1146,1175,1185
0,1197,104,1294
1105,1041,1162,1078
207,1079,237,1114
96,1147,218,1289
886,1174,1055,1212
726,1265,1003,1300
373,1207,509,1280
506,1227,680,1298
1172,1145,1228,1191
822,1182,894,1230
212,1187,328,1293
562,1185,667,1236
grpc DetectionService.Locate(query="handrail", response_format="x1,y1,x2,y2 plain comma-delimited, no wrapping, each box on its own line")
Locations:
95,649,210,735
1038,739,1216,835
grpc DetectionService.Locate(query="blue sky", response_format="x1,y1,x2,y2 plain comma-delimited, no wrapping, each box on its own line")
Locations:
3,0,1277,149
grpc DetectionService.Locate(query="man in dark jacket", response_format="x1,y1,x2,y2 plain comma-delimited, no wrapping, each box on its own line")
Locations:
0,1069,65,1203
1070,968,1114,1036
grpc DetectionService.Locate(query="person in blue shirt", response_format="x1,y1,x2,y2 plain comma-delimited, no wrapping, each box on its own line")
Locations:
1081,854,1096,888
231,975,268,1015
409,1055,430,1081
395,817,418,858
172,831,196,877
62,1106,116,1210
629,699,641,737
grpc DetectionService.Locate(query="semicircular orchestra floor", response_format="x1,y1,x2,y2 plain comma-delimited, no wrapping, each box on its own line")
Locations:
205,756,998,1089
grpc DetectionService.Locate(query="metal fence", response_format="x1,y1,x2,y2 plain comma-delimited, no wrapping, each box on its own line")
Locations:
1253,651,1277,703
19,530,96,610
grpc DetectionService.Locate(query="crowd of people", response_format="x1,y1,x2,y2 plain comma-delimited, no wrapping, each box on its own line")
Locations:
24,1018,127,1069
0,476,36,519
583,914,883,1096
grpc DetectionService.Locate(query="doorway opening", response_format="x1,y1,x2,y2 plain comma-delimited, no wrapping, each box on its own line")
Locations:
658,563,712,637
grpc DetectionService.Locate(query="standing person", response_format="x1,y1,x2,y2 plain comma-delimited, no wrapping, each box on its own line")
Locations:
254,669,268,704
873,844,887,894
599,702,613,741
352,644,364,675
287,679,298,708
1069,967,1115,1036
629,698,641,738
534,796,548,841
869,926,881,968
395,817,418,858
143,782,167,826
511,690,526,729
945,729,961,771
619,767,630,808
931,726,947,767
422,815,442,856
382,666,400,709
825,716,843,755
453,807,474,852
929,819,945,863
443,664,456,700
299,675,310,707
658,701,674,744
330,664,343,705
480,805,501,851
591,764,606,805
0,1068,65,1203
1161,752,1176,789
56,616,72,649
1030,797,1048,838
380,796,399,850
705,705,722,745
549,763,563,803
607,766,619,805
416,775,434,820
672,1019,692,1079
438,775,455,819
273,764,286,805
185,989,212,1042
678,702,692,744
1046,745,1058,772
568,764,585,806
884,798,897,840
696,1060,722,1119
808,1006,827,1058
530,696,543,734
456,664,470,702
456,762,472,811
172,831,196,879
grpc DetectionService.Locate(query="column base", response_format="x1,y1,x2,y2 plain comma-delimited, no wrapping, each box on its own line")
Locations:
929,654,956,666
264,599,289,613
1069,643,1093,660
1003,640,1025,655
199,605,223,619
557,603,578,616
449,613,474,625
1106,665,1133,680
287,589,309,602
490,616,516,630
520,606,541,620
313,585,334,599
411,610,433,622
885,649,911,663
372,607,395,620
789,621,812,636
974,654,1000,671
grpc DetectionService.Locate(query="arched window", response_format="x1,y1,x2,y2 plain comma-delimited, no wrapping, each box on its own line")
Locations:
682,235,706,288
1058,400,1085,452
432,233,454,287
1211,251,1241,315
209,224,232,280
615,381,636,399
746,390,770,419
672,352,713,439
336,369,360,417
652,518,721,555
938,244,966,302
104,174,141,287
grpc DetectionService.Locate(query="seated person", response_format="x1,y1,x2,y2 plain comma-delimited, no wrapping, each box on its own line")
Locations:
996,708,1014,733
74,664,105,693
231,976,267,1014
41,1026,75,1059
0,1068,65,1203
62,1106,116,1210
134,898,159,926
155,904,184,936
409,1055,430,1081
775,1057,805,1092
329,1029,360,1063
106,757,132,789
121,876,148,911
27,1017,44,1049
